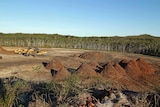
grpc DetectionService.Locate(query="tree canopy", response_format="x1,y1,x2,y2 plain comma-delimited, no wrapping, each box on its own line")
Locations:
0,33,160,56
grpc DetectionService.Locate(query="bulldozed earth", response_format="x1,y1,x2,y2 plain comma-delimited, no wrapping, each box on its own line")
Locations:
0,46,160,106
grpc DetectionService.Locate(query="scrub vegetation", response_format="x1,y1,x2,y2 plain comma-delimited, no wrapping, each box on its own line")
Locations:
0,33,160,57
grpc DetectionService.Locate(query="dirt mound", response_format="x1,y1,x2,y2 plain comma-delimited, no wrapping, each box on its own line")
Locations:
76,57,156,90
52,67,71,81
100,62,139,90
100,58,158,91
126,60,142,75
119,59,129,68
119,58,156,75
76,63,100,84
114,63,127,76
136,58,155,74
45,59,71,81
0,46,14,54
46,59,63,71
79,52,106,61
101,62,124,80
76,63,98,77
88,61,102,71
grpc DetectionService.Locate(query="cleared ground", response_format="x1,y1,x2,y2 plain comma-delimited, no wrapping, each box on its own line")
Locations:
0,47,160,92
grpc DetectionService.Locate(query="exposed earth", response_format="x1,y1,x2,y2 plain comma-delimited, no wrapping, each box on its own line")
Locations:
0,46,160,92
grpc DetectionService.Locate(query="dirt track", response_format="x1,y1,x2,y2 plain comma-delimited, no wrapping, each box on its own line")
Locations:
0,47,160,91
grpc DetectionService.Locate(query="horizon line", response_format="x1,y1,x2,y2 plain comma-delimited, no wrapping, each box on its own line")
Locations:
0,32,158,37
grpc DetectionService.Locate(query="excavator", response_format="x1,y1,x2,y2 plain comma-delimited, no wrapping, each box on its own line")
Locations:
14,47,47,57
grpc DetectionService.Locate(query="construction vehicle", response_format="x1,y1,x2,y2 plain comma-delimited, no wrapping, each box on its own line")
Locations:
14,47,47,57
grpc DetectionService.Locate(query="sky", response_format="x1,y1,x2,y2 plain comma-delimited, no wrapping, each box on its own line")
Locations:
0,0,160,37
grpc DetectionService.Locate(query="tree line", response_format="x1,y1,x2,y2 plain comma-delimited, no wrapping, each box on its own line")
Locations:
0,33,160,56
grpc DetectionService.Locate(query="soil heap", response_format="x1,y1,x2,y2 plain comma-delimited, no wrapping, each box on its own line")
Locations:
101,62,127,80
0,46,14,54
45,58,71,81
100,58,158,91
77,51,159,91
75,62,100,84
76,63,98,77
119,58,155,75
88,61,102,71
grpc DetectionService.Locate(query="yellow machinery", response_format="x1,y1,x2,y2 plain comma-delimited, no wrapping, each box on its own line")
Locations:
14,47,47,56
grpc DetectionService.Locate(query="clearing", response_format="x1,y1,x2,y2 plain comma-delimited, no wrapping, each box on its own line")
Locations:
0,46,160,92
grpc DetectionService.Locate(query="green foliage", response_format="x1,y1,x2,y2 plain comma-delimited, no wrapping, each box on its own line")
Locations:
0,78,30,107
0,76,159,106
65,74,81,92
0,33,160,56
31,74,82,106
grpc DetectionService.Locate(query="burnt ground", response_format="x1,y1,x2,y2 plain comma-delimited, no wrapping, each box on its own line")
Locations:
0,46,160,92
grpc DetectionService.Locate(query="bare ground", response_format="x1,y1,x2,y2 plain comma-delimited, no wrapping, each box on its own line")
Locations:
0,47,160,92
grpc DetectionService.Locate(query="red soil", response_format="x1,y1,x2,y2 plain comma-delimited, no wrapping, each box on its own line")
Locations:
42,52,160,91
46,58,64,71
76,63,98,77
114,63,127,77
136,58,155,74
102,62,122,80
88,61,102,70
119,58,156,75
78,51,159,91
79,52,106,61
45,58,71,81
99,58,158,91
1,47,159,92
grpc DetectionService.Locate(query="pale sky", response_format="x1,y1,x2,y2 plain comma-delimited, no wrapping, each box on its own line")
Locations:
0,0,160,37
